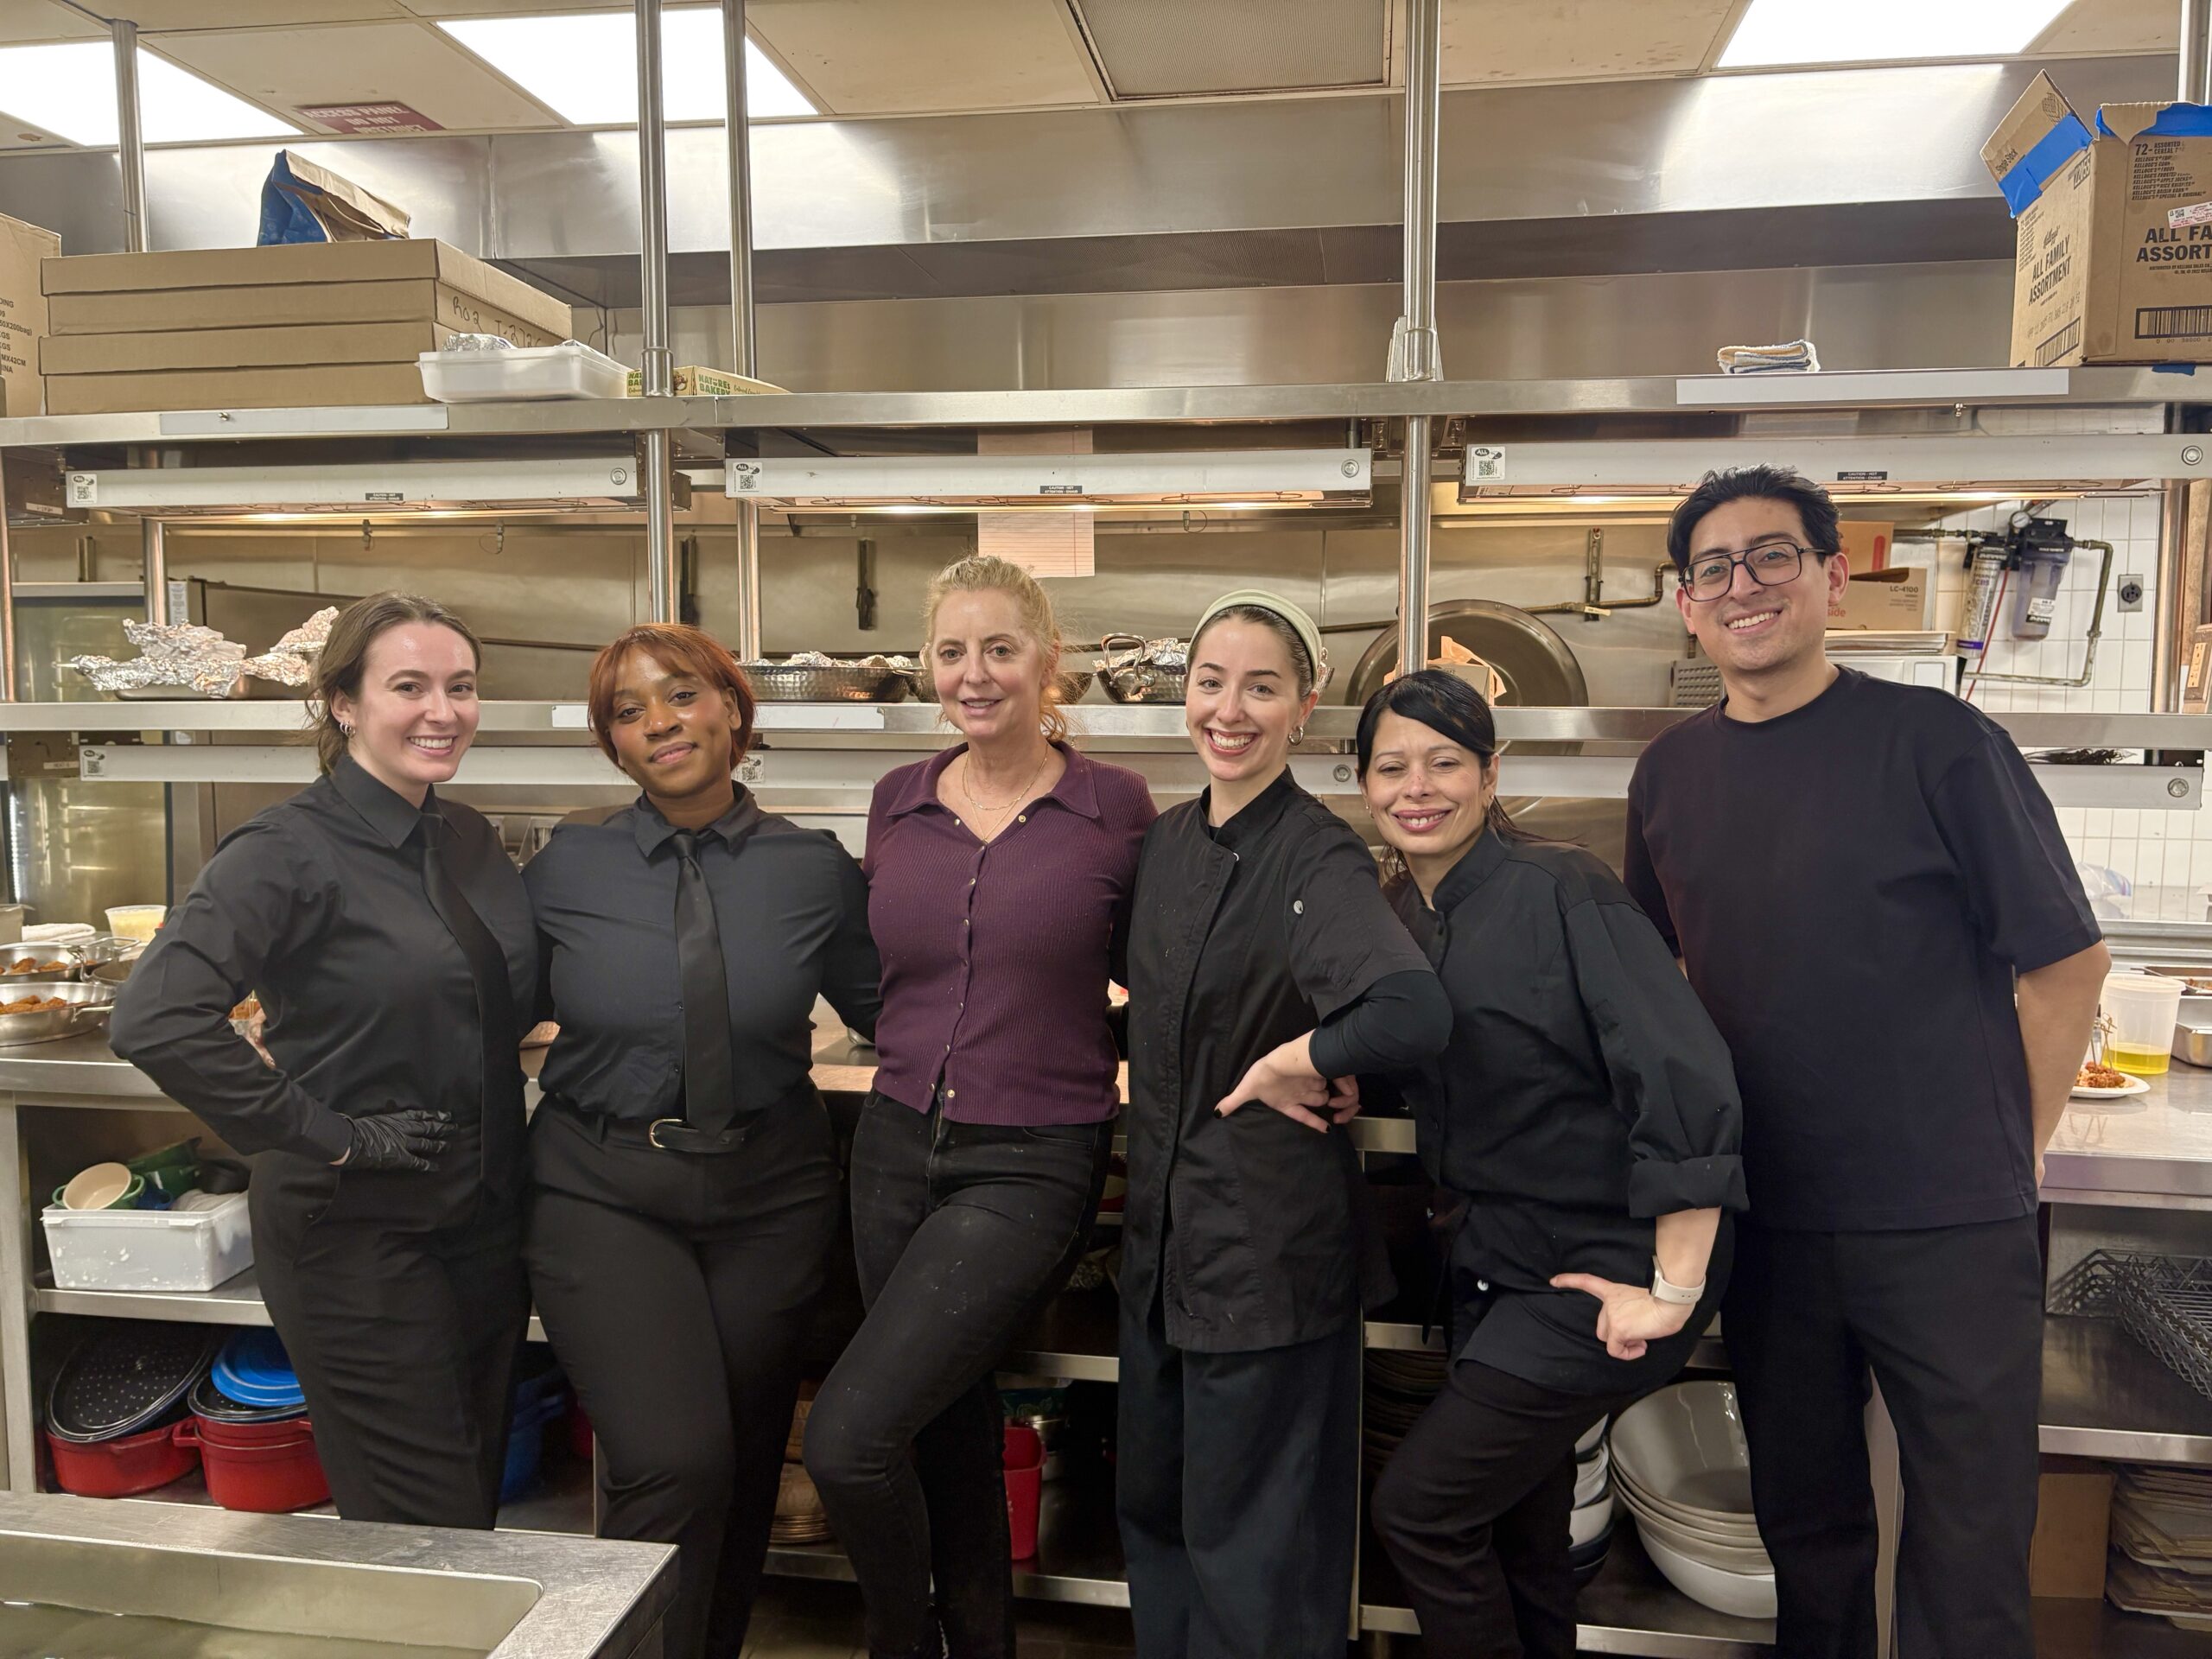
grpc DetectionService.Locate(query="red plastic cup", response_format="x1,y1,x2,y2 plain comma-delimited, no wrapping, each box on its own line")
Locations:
1003,1424,1043,1560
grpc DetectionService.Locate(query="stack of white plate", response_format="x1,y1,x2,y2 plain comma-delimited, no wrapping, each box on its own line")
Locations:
1567,1416,1615,1583
1606,1382,1775,1620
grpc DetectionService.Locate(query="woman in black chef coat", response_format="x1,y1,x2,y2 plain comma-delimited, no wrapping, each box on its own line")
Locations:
1357,671,1746,1659
523,623,880,1659
1117,590,1451,1659
112,592,533,1529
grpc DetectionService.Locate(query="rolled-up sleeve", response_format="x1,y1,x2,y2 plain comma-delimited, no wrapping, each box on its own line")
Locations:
110,821,354,1162
1563,891,1746,1219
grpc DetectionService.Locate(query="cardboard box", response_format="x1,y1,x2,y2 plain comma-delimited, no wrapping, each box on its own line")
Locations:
45,362,428,416
49,280,566,346
1982,73,2212,365
1835,520,1894,574
2029,1470,2113,1599
41,241,573,342
624,365,783,397
0,211,59,419
1827,566,1929,630
43,321,447,376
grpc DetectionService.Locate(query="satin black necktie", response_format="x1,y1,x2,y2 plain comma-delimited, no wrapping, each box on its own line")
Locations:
671,830,738,1137
420,810,524,1186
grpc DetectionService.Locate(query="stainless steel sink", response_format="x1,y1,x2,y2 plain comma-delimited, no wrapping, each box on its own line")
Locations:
0,1491,672,1659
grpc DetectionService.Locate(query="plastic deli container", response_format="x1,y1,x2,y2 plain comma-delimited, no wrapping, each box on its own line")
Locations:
42,1189,251,1292
179,1415,328,1513
1004,1423,1044,1560
46,1421,198,1498
417,341,630,404
2102,971,2186,1077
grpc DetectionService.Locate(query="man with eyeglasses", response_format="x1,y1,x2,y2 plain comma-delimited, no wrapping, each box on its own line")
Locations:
1623,465,2108,1658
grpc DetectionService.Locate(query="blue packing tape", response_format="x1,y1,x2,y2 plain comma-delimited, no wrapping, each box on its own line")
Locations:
1999,111,2094,216
2097,102,2212,139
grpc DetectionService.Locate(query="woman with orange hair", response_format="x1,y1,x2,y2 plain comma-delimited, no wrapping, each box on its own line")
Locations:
524,624,880,1659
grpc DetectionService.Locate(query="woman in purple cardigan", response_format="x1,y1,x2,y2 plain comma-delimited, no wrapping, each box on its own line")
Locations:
805,555,1154,1659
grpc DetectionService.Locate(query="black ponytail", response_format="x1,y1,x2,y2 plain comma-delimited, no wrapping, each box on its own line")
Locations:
1354,668,1546,845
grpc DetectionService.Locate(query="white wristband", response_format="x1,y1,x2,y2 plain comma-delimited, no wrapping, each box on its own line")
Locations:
1651,1258,1704,1306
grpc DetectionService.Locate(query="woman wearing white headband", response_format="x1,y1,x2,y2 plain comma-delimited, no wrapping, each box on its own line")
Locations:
1116,591,1451,1659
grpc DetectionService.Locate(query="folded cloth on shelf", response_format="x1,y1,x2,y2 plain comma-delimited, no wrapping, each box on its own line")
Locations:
1717,339,1821,375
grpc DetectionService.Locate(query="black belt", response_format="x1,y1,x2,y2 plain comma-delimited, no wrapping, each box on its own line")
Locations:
541,1084,813,1155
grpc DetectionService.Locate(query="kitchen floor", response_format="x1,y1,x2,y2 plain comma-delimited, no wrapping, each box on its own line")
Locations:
741,1581,1136,1658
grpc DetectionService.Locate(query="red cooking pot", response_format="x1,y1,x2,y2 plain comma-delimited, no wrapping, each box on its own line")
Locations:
45,1421,197,1498
180,1414,329,1513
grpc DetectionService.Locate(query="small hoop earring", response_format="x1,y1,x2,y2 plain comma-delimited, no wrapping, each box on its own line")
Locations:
1290,723,1306,743
336,721,355,736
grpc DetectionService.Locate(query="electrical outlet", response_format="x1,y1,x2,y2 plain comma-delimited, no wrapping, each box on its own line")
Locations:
2118,574,2145,613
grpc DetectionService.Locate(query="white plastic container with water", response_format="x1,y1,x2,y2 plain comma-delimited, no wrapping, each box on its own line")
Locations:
42,1190,251,1292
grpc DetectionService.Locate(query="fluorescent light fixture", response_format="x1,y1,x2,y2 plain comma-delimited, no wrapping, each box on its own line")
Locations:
0,44,296,147
439,11,816,124
68,457,645,514
1718,0,2069,67
728,451,1374,511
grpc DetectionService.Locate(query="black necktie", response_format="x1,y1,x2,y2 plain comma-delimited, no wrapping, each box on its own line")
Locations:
671,830,737,1136
421,810,523,1187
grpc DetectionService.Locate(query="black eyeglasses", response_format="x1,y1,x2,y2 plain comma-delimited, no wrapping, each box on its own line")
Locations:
1679,542,1828,602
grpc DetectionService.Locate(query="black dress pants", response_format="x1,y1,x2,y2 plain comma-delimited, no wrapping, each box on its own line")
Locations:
251,1133,528,1530
1723,1216,2044,1659
1116,1293,1362,1659
805,1094,1111,1659
525,1095,840,1659
1370,1357,1638,1659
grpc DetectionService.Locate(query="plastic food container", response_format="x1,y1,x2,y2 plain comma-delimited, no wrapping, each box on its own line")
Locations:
417,341,630,404
2103,971,2186,1077
46,1421,198,1497
42,1189,251,1292
104,905,166,944
180,1414,328,1513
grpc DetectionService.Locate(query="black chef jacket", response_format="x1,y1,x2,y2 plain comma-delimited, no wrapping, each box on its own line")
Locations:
1122,771,1440,1354
524,787,880,1122
111,756,537,1167
1391,830,1746,1392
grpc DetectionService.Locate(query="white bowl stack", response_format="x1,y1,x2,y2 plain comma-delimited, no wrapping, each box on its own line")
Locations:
1606,1382,1776,1620
1567,1416,1616,1579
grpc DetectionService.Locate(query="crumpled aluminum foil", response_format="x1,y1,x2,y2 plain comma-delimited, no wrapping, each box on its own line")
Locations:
67,620,248,697
241,605,340,687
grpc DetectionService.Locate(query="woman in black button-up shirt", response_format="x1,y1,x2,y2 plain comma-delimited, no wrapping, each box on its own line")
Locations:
1118,592,1450,1659
1357,671,1747,1659
112,593,535,1530
523,623,879,1659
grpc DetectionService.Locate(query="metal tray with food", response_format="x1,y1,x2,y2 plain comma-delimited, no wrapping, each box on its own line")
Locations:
2144,966,2212,997
741,656,912,703
1096,635,1188,704
0,982,115,1047
0,944,84,983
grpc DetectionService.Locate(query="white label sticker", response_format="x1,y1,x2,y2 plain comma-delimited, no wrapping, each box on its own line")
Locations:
2171,200,2212,229
549,704,590,729
1465,445,1507,482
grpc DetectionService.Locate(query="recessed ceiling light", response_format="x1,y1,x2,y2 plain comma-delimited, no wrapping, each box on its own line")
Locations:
439,10,816,125
0,43,296,147
1718,0,2071,69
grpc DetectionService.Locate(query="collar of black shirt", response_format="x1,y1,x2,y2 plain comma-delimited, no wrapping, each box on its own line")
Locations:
1428,825,1510,915
331,753,442,849
1198,766,1300,852
629,784,764,858
882,740,1100,822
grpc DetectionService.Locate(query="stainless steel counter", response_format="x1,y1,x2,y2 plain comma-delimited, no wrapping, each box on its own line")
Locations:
0,1491,671,1659
2044,1064,2212,1209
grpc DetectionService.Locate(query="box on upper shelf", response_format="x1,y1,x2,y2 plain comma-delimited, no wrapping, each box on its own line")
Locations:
624,365,784,397
38,240,577,414
0,210,61,419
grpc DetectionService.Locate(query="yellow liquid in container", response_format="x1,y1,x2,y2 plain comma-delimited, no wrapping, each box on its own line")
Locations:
2108,1044,2171,1077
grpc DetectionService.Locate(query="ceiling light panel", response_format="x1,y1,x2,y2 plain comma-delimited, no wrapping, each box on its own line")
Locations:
0,43,297,146
1718,0,2071,68
438,10,814,123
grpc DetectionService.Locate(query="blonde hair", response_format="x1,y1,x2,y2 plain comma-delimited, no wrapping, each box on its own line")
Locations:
922,555,1069,743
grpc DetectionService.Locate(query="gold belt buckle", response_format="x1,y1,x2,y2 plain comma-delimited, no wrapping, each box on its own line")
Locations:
647,1118,687,1150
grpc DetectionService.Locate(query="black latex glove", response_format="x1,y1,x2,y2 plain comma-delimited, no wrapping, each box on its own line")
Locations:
337,1109,453,1172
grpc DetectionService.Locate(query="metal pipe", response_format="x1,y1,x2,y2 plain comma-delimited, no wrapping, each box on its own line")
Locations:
2185,0,2211,103
721,0,763,657
111,21,147,254
2154,478,2188,710
142,518,166,625
1391,0,1443,383
635,0,677,620
1968,541,2113,690
0,455,14,702
1400,416,1432,674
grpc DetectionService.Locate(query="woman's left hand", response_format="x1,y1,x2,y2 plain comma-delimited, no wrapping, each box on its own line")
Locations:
1215,1050,1360,1133
1548,1273,1697,1362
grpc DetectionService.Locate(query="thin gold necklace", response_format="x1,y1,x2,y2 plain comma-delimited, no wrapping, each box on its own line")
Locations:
960,747,1047,824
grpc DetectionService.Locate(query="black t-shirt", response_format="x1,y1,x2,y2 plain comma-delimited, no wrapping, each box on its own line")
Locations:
1623,669,2101,1232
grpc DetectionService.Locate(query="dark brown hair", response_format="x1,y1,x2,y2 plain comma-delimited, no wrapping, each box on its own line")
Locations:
310,593,483,775
585,624,758,770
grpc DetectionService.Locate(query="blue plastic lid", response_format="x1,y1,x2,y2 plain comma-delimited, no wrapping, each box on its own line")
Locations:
212,1328,306,1410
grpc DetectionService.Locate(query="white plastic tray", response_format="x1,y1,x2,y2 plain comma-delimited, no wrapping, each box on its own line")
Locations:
417,341,631,404
43,1190,252,1292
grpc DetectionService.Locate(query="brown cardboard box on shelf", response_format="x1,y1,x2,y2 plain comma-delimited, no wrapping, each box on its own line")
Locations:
1981,73,2212,365
49,280,566,346
623,365,784,397
1827,567,1929,631
0,211,60,419
2030,1468,2113,1599
1835,519,1894,574
41,241,574,341
46,363,427,416
43,321,448,376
